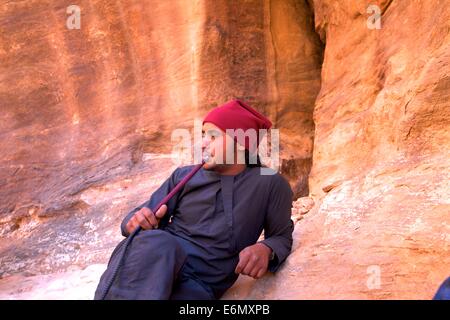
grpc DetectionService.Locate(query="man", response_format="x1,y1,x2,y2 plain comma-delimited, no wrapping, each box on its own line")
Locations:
94,99,294,300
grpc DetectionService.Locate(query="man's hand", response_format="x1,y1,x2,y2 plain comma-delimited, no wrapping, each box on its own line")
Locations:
125,205,168,234
234,243,273,279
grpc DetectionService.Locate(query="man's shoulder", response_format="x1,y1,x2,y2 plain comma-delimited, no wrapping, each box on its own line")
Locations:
171,164,198,180
249,167,292,191
175,164,198,173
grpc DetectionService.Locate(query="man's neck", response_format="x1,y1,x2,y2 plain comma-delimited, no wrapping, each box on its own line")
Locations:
213,164,247,176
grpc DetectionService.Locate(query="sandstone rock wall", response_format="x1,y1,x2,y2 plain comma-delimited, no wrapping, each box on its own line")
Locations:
0,0,448,299
224,0,450,299
0,0,321,278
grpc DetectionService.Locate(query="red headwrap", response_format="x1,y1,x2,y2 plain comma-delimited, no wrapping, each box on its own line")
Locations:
203,99,272,153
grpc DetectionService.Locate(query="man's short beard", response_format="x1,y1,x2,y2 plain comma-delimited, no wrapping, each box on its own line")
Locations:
204,162,229,172
203,163,216,171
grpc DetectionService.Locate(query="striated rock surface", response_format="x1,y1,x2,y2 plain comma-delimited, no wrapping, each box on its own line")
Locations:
0,0,449,300
301,0,450,299
0,0,321,281
224,153,449,299
224,0,450,299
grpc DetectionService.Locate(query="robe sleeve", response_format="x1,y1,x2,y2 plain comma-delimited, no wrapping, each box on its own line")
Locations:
120,167,184,237
259,174,294,272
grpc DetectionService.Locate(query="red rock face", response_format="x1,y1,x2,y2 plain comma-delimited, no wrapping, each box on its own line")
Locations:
0,0,448,300
0,0,320,281
302,0,450,299
224,0,450,299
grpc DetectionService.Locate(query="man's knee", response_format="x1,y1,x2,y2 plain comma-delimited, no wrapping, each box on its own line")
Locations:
133,229,186,260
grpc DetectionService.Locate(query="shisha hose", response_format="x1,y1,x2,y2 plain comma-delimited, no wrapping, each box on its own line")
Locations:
98,161,205,300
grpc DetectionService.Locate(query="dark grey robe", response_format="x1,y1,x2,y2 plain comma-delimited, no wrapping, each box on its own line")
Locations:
97,165,293,299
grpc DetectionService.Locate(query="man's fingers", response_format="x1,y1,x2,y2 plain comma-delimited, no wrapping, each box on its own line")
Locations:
141,208,158,228
235,244,271,278
155,205,168,219
255,269,266,279
242,259,255,276
235,255,250,274
136,211,152,230
249,266,261,279
126,218,137,233
136,205,167,230
234,261,242,274
130,219,138,230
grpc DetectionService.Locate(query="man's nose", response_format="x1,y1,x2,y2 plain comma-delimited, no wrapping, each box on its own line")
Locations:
202,137,211,149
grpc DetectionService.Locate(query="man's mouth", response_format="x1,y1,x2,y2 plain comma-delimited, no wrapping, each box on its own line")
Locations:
202,149,214,163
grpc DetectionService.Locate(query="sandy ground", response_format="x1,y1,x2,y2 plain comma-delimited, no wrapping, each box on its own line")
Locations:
0,264,107,300
0,263,262,300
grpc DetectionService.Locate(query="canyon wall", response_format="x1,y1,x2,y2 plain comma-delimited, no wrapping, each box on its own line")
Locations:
0,0,448,299
225,0,450,299
0,0,321,279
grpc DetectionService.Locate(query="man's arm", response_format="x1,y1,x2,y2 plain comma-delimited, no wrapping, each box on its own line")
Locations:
259,174,294,272
234,174,294,278
120,167,184,237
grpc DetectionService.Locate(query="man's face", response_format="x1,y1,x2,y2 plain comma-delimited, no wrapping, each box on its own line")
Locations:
202,122,237,170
